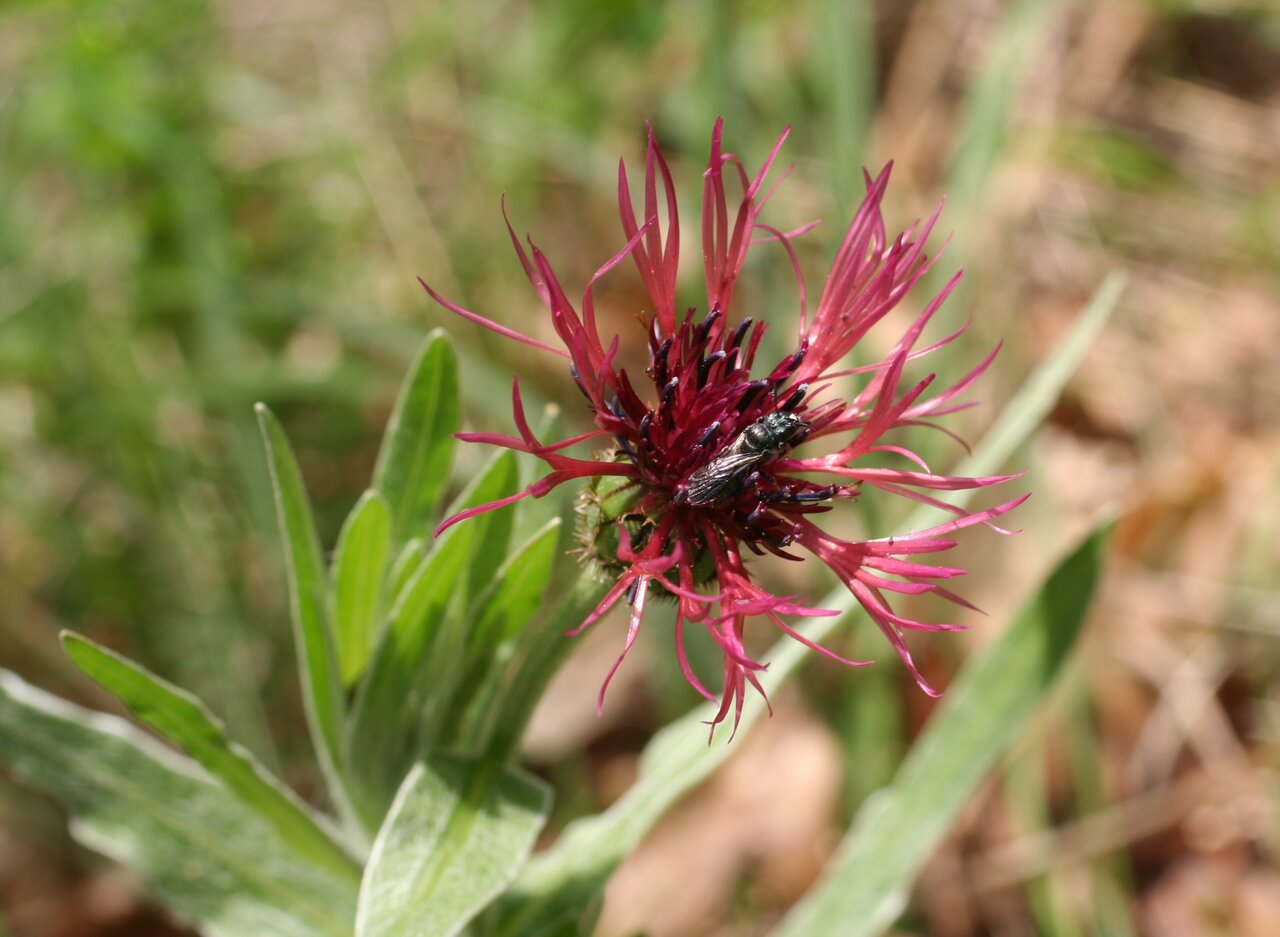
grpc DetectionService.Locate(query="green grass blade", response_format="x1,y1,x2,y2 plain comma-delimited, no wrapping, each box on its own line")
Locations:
490,275,1122,934
773,525,1111,936
0,671,357,937
946,271,1127,487
925,0,1068,315
61,632,361,882
373,330,460,548
947,0,1065,216
356,754,550,937
332,489,392,687
816,0,876,208
255,403,350,816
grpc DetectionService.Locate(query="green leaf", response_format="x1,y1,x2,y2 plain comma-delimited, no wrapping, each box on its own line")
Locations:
345,526,471,829
495,529,1108,937
387,537,427,609
490,684,741,936
773,525,1111,936
60,632,361,883
256,404,351,818
474,518,562,652
436,518,564,753
815,0,876,208
430,519,570,752
356,754,550,937
373,330,460,548
345,450,521,829
0,671,357,937
451,459,520,609
947,0,1065,212
487,277,1124,935
331,489,392,687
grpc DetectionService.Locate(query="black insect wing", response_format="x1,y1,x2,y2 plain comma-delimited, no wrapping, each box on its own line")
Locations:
683,447,768,505
680,411,808,507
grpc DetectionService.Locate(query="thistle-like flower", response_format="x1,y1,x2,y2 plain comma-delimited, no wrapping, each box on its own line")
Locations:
425,120,1026,732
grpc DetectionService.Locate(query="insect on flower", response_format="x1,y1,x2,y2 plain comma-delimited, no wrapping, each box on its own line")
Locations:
680,410,809,507
423,119,1027,735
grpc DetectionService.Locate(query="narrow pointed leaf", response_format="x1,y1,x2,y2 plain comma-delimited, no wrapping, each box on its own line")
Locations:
471,518,562,655
332,489,392,686
345,450,521,829
61,632,360,883
774,525,1110,936
453,466,519,608
345,528,471,829
437,518,563,752
256,404,350,814
374,330,460,547
356,754,550,937
387,537,427,609
0,671,357,937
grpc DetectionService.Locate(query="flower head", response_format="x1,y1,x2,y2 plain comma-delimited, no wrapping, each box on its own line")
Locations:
425,120,1026,733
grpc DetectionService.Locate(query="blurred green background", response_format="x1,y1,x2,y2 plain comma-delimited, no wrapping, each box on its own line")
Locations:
2,1,1278,935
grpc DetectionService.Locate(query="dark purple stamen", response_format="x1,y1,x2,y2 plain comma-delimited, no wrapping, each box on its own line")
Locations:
652,337,673,387
736,379,769,413
638,411,653,440
780,383,808,412
696,308,722,345
698,351,726,388
728,317,753,350
787,486,837,503
625,578,640,605
772,342,808,381
661,376,679,406
694,421,720,448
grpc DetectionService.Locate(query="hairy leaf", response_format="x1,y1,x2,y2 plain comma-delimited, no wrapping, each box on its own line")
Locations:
332,489,392,687
61,632,360,882
357,754,549,937
374,331,460,547
256,403,351,818
0,672,357,937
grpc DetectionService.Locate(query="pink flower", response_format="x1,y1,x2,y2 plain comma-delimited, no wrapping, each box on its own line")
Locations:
425,120,1026,733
